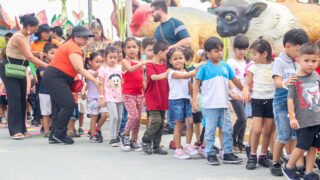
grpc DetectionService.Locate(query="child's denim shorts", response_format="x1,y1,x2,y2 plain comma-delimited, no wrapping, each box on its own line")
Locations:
71,104,79,120
273,101,297,143
169,99,192,121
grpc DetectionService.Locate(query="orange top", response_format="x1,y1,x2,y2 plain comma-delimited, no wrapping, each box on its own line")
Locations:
30,39,60,52
49,39,83,77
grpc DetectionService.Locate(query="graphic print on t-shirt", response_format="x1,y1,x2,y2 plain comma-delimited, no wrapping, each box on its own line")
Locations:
108,73,122,90
234,67,240,76
295,80,320,111
262,69,273,83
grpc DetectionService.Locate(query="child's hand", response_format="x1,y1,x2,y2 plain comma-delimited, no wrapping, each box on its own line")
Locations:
242,90,251,103
290,118,300,129
192,100,199,112
195,61,207,68
39,52,44,60
284,75,297,87
230,92,241,101
142,60,152,65
94,79,102,88
100,98,106,108
143,98,146,106
26,89,30,99
81,93,86,100
34,75,38,84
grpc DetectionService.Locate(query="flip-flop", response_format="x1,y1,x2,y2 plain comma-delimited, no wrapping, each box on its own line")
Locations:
23,133,32,138
43,132,50,137
12,133,25,139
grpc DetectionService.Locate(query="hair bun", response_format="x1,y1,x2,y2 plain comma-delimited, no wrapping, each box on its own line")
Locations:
96,18,102,24
19,13,38,27
19,13,35,23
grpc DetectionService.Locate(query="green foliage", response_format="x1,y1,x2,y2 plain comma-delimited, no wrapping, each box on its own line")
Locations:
116,0,126,41
222,37,228,62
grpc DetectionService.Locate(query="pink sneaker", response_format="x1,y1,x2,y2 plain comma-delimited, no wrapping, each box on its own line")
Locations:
174,149,190,159
184,144,199,156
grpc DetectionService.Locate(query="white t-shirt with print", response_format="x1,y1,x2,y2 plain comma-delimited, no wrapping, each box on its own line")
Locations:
227,58,247,99
248,63,275,99
227,58,246,86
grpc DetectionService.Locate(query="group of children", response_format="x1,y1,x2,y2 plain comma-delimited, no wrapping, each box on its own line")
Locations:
1,26,320,179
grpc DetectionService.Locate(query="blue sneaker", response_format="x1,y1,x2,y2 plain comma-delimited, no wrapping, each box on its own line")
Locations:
282,164,300,180
304,172,319,180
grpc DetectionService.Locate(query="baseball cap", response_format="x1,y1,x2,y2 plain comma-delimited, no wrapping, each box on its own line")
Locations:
37,24,52,33
35,24,52,37
72,26,94,37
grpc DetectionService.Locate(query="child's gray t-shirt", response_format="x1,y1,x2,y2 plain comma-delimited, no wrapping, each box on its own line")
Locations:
288,71,320,128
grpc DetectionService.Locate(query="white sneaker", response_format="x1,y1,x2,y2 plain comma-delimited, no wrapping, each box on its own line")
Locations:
174,149,190,159
184,144,199,156
199,146,207,158
218,149,224,159
1,117,6,123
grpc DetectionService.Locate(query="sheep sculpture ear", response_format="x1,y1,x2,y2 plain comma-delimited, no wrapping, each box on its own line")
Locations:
245,2,267,18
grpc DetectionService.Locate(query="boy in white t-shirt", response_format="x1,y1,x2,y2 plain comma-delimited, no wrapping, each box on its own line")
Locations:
193,37,244,166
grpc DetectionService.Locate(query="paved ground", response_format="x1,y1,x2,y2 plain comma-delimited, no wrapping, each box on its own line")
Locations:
0,119,285,180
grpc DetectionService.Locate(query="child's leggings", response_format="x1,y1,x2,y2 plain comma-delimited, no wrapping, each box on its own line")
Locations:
123,94,143,137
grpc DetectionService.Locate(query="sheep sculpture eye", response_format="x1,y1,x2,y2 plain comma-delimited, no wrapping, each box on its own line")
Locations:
225,14,233,21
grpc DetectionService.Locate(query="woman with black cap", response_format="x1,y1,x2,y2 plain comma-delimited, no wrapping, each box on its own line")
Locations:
0,13,48,139
42,26,101,145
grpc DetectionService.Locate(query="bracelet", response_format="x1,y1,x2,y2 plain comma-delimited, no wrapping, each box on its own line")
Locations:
282,81,288,90
99,95,104,98
288,112,295,119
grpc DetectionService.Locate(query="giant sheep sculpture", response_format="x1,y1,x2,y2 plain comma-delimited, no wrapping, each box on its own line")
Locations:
216,0,320,56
